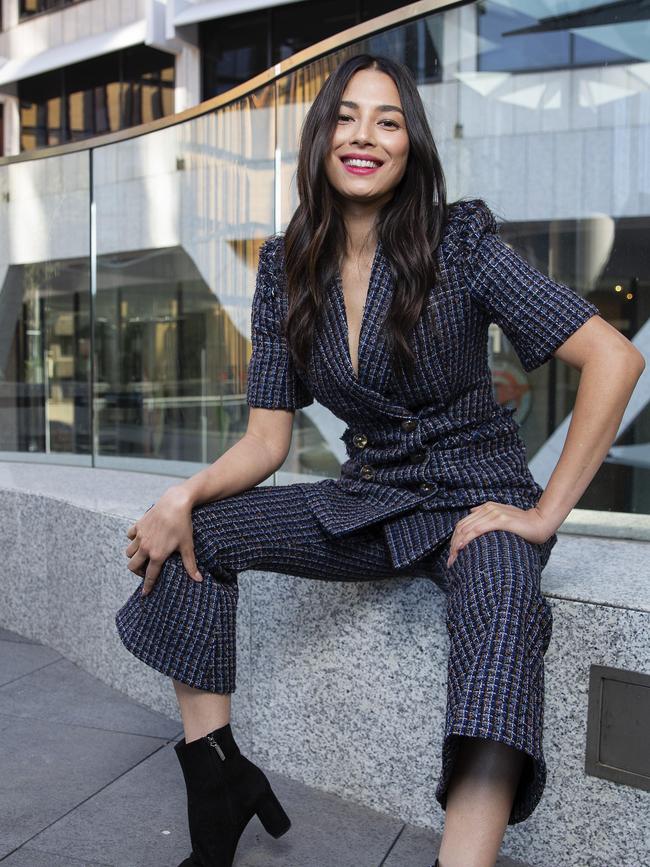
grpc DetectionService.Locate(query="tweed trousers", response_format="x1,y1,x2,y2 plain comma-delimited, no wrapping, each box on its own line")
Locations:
115,481,557,826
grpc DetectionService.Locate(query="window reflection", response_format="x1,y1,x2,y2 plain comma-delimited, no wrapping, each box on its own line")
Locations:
90,87,280,469
93,247,254,462
19,0,89,20
478,0,646,72
0,258,91,456
200,0,414,99
18,46,174,151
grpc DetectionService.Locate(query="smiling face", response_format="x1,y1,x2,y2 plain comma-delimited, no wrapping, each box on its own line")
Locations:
324,67,410,208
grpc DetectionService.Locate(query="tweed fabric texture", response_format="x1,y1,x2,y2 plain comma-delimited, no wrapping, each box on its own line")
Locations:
245,198,599,568
115,482,557,826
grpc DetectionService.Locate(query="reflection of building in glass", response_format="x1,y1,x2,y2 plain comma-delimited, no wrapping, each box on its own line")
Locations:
477,0,647,71
0,0,648,517
18,46,175,150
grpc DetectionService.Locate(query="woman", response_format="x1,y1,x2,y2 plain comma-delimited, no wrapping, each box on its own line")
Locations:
116,53,644,867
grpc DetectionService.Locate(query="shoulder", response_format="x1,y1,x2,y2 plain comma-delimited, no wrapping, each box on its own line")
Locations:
438,198,500,264
258,233,286,271
255,234,286,298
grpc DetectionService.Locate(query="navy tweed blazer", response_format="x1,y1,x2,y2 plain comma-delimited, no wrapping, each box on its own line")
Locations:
246,198,600,570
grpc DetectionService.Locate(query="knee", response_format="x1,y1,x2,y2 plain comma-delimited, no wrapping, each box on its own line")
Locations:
449,529,544,613
189,502,214,532
188,503,222,565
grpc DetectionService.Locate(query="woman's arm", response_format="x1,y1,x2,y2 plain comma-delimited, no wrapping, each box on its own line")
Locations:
532,314,645,533
446,315,645,566
126,407,295,593
169,407,295,509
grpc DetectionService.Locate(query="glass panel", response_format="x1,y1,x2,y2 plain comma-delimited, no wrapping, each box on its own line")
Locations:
92,84,276,472
478,0,646,72
199,0,424,100
451,0,650,514
0,152,91,460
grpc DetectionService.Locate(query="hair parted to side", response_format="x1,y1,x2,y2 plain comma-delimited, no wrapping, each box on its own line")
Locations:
282,53,450,384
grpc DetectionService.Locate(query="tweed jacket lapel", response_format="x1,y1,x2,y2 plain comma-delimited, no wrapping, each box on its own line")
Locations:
303,242,443,545
314,240,413,421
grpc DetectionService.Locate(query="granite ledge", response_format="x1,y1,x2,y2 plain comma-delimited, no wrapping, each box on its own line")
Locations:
1,461,648,614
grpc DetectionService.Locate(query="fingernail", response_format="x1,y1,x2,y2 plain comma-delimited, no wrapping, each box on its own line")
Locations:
195,573,203,582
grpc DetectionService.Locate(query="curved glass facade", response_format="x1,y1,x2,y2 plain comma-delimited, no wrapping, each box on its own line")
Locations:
0,0,648,522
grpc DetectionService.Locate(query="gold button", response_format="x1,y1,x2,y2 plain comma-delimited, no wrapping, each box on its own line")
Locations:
419,481,434,492
360,464,375,480
401,418,417,431
352,433,368,448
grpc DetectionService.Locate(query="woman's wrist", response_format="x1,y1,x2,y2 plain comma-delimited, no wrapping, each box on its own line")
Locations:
532,500,566,537
162,483,197,510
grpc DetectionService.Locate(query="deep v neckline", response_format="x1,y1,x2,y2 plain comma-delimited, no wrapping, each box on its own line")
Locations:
334,239,383,382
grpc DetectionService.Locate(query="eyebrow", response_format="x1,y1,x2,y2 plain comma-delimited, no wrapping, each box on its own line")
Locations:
340,99,405,117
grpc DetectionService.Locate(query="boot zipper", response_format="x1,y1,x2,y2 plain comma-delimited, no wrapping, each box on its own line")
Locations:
206,734,226,761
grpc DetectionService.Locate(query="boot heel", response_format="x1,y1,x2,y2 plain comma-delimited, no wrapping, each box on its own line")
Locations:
255,786,291,838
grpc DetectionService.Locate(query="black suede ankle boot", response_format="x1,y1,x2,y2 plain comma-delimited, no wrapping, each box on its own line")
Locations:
174,722,291,867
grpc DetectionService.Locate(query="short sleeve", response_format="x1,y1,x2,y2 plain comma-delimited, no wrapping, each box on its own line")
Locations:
246,236,313,410
457,199,600,372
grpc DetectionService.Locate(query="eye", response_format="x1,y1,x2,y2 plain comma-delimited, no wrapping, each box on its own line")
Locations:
338,113,399,128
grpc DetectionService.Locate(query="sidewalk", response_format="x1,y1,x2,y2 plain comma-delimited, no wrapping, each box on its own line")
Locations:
0,626,531,867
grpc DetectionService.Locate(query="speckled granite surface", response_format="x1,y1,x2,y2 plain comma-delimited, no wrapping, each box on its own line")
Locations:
0,461,648,867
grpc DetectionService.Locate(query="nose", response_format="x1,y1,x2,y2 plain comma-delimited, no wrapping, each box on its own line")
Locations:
350,115,374,146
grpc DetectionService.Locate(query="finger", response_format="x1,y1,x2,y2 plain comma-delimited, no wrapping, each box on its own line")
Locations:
127,504,154,540
446,513,493,567
447,532,474,567
447,514,506,567
446,507,491,564
127,549,149,579
134,557,149,578
125,539,140,558
141,559,162,596
180,546,203,582
452,508,495,544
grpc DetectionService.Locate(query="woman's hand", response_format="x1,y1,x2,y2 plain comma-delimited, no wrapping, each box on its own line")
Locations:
446,501,557,568
125,486,204,596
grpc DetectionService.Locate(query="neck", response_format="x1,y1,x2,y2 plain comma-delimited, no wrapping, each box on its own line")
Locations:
340,199,384,260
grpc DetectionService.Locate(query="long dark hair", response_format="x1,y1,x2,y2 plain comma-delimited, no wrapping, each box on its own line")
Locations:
282,52,449,383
